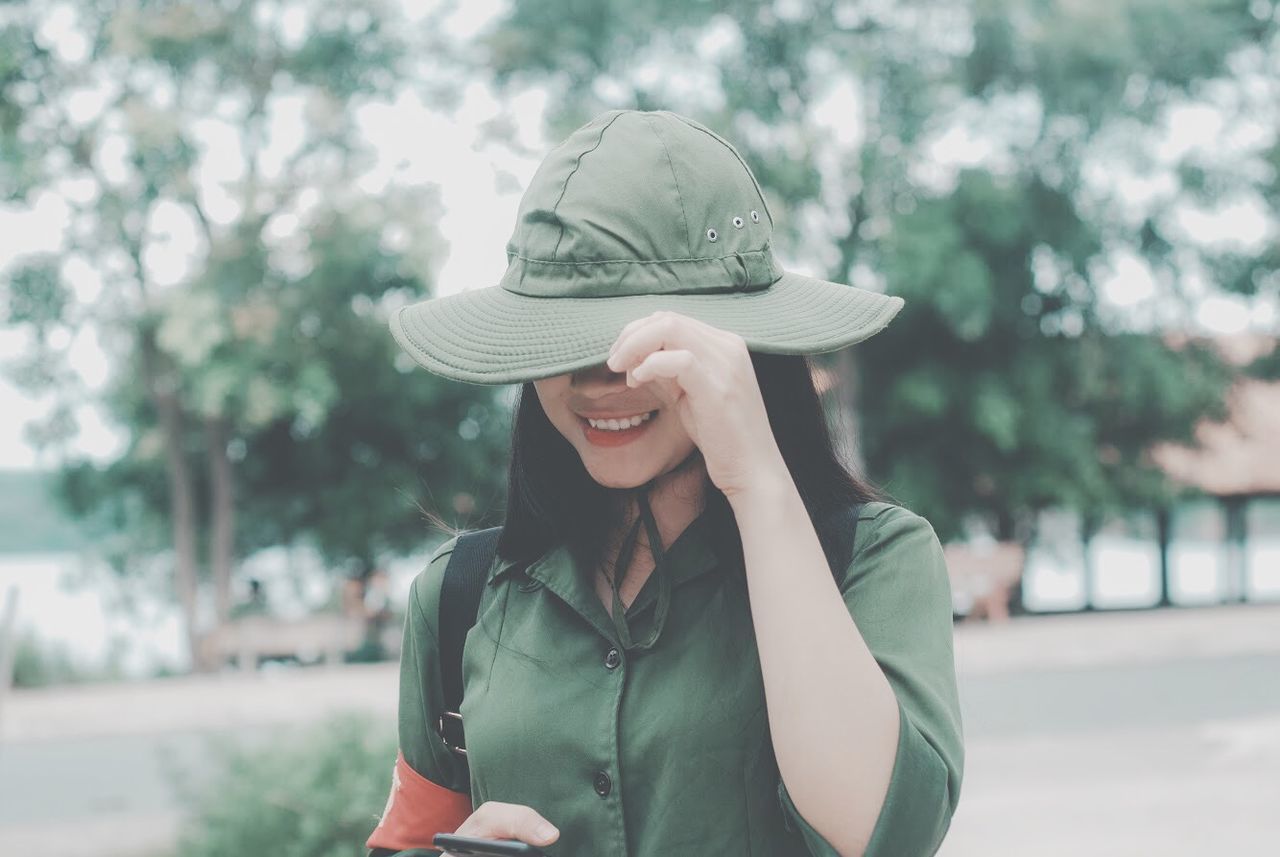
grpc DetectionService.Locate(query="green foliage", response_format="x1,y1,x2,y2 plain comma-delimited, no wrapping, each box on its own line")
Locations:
225,210,513,564
0,16,55,199
4,259,67,327
9,627,128,688
969,0,1270,125
169,712,398,857
1245,340,1280,380
38,206,513,579
3,0,511,608
861,170,1235,537
9,628,83,687
0,469,87,553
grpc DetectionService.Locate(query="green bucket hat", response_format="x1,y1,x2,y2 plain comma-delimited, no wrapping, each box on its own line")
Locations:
390,108,904,385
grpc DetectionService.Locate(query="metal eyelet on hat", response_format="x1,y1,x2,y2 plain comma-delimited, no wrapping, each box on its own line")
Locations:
750,210,760,223
732,216,744,228
706,227,718,242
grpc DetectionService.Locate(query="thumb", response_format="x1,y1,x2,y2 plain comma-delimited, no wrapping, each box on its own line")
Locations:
496,803,560,846
468,801,560,846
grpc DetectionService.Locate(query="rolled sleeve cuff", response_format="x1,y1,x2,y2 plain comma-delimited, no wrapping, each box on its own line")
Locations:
366,750,471,854
778,699,953,857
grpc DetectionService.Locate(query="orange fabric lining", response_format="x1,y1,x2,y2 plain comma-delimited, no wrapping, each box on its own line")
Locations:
366,749,473,851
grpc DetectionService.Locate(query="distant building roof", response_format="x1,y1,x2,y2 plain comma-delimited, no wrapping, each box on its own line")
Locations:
1149,332,1279,496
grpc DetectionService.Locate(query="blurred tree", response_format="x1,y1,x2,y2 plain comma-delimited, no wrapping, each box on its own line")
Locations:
0,0,508,669
471,0,1275,546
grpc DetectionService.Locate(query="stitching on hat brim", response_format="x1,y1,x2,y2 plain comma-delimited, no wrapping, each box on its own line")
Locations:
390,272,905,385
394,276,903,358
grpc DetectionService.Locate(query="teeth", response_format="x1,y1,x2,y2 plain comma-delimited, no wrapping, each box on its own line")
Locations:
588,410,655,431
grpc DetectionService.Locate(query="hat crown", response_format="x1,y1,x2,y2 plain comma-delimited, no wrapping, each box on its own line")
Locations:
501,110,782,298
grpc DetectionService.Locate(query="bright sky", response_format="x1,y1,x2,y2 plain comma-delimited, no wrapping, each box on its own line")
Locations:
0,0,1275,470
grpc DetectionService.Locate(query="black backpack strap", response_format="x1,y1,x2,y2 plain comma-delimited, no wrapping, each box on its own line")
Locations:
436,525,503,758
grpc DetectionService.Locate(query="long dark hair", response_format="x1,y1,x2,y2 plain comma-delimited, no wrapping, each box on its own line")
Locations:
495,351,891,581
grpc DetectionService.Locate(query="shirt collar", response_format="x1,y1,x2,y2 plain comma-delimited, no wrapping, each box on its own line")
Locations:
489,508,722,583
488,553,527,584
486,509,725,642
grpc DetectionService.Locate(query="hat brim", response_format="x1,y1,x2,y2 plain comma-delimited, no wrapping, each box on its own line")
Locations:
390,270,905,385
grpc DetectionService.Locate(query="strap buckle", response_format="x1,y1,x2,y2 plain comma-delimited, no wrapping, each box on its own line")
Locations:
437,709,468,757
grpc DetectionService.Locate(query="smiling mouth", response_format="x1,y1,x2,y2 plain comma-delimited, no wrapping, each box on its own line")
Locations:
578,409,659,431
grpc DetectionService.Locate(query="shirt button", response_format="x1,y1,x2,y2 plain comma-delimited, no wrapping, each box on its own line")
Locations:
604,647,621,670
593,770,612,798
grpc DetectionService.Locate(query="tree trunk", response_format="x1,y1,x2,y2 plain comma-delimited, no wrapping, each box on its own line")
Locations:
155,389,205,669
1155,506,1174,608
1001,510,1031,617
139,330,208,672
207,414,236,627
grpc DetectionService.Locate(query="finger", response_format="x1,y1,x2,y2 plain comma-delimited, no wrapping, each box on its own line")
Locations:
609,311,715,366
608,311,729,372
608,313,653,357
608,309,690,357
459,801,560,845
629,348,718,402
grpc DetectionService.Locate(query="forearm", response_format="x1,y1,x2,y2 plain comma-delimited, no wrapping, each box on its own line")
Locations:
728,469,900,857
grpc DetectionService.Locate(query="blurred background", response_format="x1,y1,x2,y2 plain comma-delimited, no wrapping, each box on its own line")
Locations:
1,0,1277,855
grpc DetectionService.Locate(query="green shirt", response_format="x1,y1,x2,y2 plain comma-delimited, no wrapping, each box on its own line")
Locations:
382,501,963,856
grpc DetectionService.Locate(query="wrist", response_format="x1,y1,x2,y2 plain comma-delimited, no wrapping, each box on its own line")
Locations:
724,455,795,510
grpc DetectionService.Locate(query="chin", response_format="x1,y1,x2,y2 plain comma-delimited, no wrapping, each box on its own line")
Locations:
581,459,662,491
586,469,657,491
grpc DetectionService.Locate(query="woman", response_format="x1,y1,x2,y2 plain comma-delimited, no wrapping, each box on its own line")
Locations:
366,109,964,857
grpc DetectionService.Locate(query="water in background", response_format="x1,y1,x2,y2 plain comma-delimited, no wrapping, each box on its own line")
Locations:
0,543,435,678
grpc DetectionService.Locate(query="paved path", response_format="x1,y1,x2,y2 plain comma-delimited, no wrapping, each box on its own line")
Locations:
938,603,1280,856
2,604,1278,856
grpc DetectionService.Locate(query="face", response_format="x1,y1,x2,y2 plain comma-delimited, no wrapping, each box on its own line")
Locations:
533,362,698,490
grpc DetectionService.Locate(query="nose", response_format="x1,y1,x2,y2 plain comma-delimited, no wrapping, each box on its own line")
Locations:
571,361,626,387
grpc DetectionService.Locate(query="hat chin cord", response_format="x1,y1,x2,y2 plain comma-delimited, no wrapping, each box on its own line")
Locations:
604,446,705,651
604,477,668,652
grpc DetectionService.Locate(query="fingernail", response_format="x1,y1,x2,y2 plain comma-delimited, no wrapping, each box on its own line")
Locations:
606,354,619,370
537,822,558,840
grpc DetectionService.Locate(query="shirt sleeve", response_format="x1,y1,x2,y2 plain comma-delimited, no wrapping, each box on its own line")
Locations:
777,503,965,857
366,536,474,857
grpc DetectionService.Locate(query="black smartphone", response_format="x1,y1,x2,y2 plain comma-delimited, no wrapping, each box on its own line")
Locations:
432,833,547,856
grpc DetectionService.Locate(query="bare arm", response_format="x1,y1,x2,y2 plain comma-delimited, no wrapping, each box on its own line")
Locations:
728,467,900,857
